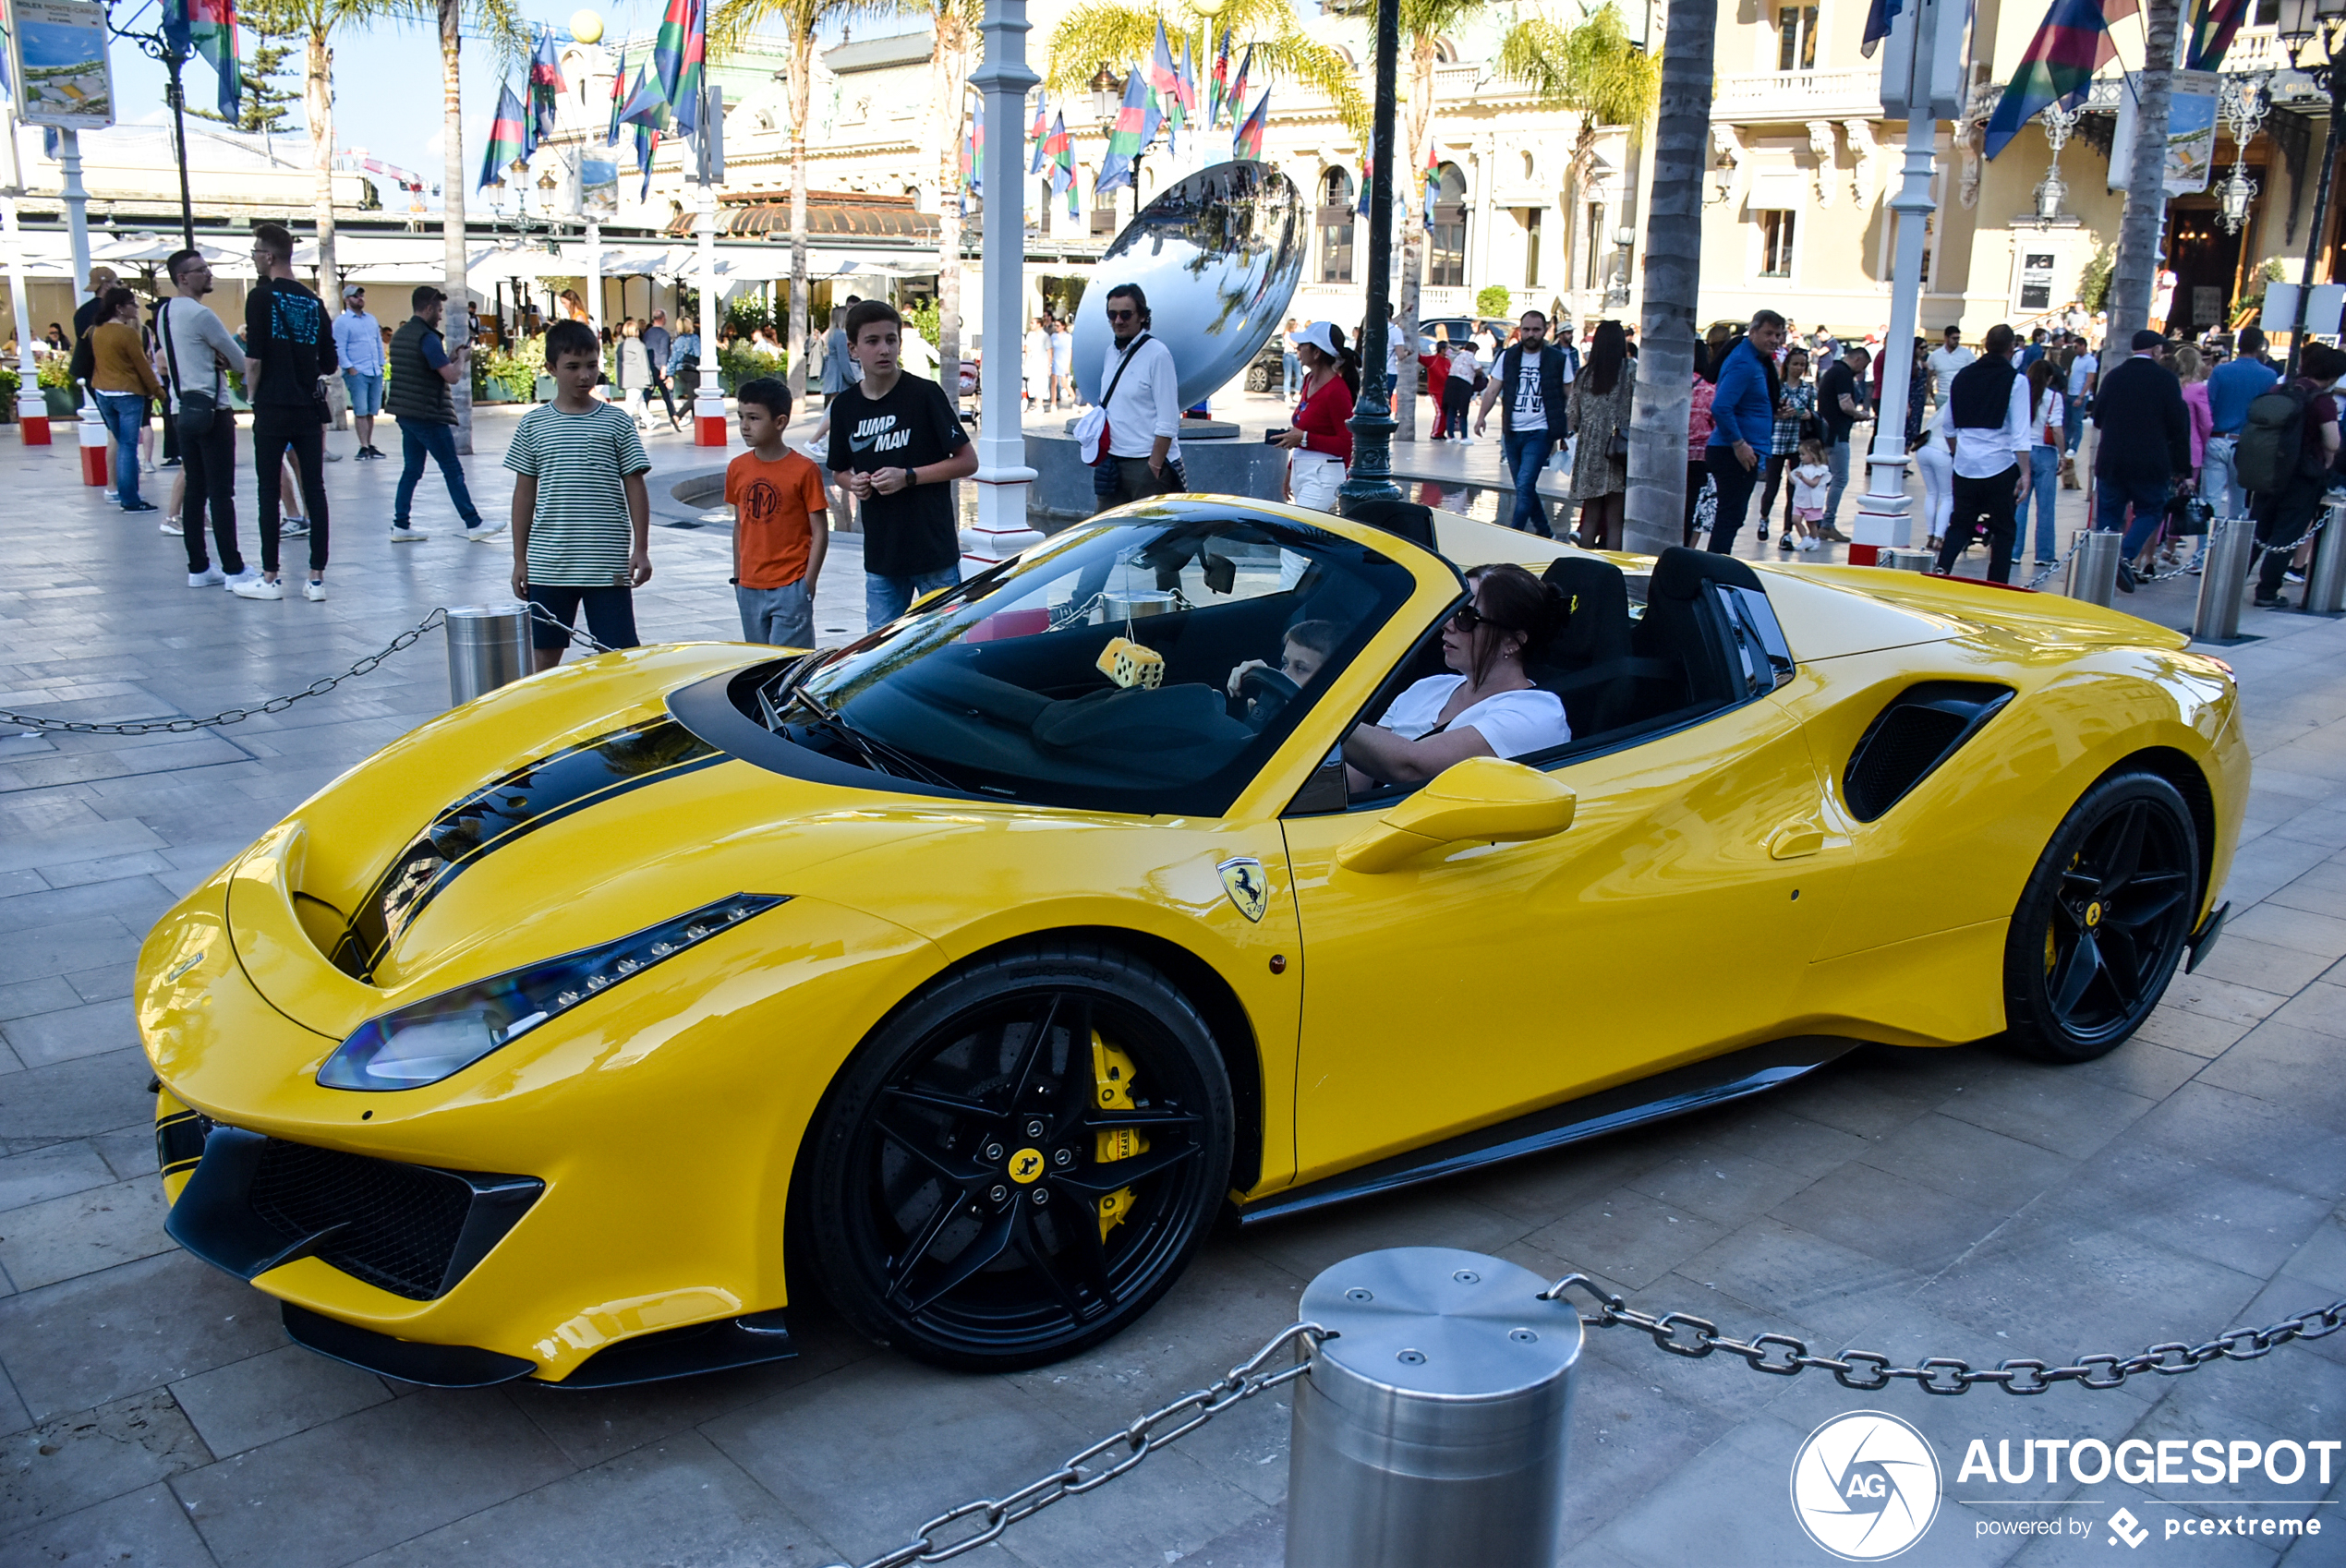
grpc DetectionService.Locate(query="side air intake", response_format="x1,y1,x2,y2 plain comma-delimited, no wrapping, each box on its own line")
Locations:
1843,681,2014,822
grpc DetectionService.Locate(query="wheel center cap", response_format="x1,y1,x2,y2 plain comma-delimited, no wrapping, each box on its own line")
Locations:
2086,901,2103,928
1008,1147,1046,1184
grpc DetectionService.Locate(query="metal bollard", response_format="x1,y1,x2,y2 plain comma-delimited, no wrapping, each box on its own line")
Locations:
1880,548,1936,573
445,602,533,706
2064,529,2122,607
1287,1248,1581,1568
2193,515,2257,642
2304,499,2346,616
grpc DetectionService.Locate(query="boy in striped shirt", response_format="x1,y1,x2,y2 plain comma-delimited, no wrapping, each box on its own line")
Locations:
507,320,653,670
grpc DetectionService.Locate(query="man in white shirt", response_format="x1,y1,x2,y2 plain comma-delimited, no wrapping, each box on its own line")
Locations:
1937,322,2031,585
1470,310,1574,536
332,284,386,461
2063,336,2098,460
1925,324,1975,410
160,247,258,591
1094,283,1184,513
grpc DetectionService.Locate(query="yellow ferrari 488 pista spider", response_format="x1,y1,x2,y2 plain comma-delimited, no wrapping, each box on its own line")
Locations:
136,500,2243,1386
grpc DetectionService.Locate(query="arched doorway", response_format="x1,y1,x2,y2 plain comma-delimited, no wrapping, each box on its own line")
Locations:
1428,163,1468,288
1320,167,1356,283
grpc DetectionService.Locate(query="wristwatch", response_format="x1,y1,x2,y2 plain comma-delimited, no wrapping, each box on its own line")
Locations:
902,465,917,488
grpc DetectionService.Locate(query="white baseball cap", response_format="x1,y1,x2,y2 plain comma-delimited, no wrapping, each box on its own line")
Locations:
1294,320,1342,359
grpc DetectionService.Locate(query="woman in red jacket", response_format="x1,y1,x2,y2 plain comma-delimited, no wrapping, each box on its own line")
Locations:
1271,320,1360,513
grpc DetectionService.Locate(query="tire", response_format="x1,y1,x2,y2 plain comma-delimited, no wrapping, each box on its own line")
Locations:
800,942,1235,1370
2001,769,2201,1063
1247,363,1270,393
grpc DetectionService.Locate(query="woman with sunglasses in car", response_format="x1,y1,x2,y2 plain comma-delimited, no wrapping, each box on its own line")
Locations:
1343,562,1569,790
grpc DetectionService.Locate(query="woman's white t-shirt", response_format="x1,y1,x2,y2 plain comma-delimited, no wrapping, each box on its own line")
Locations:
1376,675,1570,756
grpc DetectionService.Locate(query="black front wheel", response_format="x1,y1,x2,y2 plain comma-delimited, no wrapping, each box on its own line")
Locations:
2001,769,2201,1063
801,944,1235,1370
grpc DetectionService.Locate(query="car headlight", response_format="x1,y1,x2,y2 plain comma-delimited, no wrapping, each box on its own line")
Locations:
318,894,789,1092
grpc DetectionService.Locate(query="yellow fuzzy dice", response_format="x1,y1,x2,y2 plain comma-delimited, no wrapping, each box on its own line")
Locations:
1096,636,1166,690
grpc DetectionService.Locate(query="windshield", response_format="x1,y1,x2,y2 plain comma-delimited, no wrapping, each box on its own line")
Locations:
744,507,1421,815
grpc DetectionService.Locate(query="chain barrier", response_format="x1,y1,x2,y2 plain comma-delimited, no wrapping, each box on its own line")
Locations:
1,602,611,738
818,1322,1327,1568
1541,1273,2346,1395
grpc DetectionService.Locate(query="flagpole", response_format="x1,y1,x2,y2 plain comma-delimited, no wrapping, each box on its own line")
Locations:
1337,0,1402,512
966,0,1042,566
116,22,200,248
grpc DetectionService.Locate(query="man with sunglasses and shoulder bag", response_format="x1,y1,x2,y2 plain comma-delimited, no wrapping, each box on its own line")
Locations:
158,248,256,591
1081,284,1185,513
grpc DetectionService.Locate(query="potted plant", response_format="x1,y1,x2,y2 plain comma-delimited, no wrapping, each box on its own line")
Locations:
36,355,75,419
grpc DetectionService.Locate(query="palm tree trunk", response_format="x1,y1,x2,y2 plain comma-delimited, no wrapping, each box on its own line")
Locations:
1622,0,1713,556
1393,38,1434,445
933,18,969,404
308,28,338,314
788,32,811,403
440,0,472,452
2106,0,2180,346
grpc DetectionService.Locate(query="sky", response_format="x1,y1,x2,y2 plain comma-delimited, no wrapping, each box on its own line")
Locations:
104,1,669,211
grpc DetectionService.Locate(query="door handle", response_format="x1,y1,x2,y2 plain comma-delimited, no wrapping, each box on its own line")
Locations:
1769,822,1826,860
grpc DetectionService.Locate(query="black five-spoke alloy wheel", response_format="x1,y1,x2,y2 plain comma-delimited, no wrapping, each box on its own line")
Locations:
2003,769,2201,1063
802,944,1235,1369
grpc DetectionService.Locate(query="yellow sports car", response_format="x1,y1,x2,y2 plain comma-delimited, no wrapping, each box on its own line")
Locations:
135,500,2243,1387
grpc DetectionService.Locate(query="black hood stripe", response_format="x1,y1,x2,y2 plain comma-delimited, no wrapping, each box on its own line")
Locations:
331,719,726,981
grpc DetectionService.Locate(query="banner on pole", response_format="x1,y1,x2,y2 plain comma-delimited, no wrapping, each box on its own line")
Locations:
9,0,111,129
2108,69,2219,194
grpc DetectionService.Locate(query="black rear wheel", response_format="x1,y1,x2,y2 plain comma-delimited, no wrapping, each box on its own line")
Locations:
801,944,1234,1370
2001,769,2201,1063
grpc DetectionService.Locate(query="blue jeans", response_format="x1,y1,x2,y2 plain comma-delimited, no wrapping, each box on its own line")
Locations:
2016,443,2061,561
1282,352,1300,400
1824,439,1853,528
95,392,145,505
342,370,383,417
2095,473,2171,561
866,564,961,631
393,418,481,526
2201,434,2245,520
2064,395,2090,456
1501,428,1556,536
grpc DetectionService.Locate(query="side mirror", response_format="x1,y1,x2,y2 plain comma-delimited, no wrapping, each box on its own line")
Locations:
1336,756,1577,874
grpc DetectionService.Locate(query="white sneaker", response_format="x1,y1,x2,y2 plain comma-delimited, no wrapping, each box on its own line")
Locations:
160,516,182,536
187,567,224,587
280,518,309,538
1798,536,1820,551
232,576,285,601
463,519,508,541
303,579,327,602
388,524,429,542
222,569,260,591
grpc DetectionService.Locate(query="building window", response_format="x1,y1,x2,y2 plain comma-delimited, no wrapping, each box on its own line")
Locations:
1777,6,1818,69
1319,166,1356,283
1523,208,1543,288
1759,210,1796,278
2255,0,2279,22
1582,201,1606,289
1428,162,1468,288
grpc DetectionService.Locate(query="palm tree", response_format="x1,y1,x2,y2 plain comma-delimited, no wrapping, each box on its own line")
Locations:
1044,0,1366,130
715,0,903,403
1621,0,1712,556
919,0,982,402
428,0,524,454
2105,0,2181,345
1495,4,1659,138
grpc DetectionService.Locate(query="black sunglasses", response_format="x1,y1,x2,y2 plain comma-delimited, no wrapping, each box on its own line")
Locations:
1105,308,1137,320
1447,604,1519,635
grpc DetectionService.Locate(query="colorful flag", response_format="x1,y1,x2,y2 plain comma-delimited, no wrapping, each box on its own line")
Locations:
606,47,628,145
163,0,242,119
1144,24,1179,148
1029,91,1049,175
1208,28,1231,127
1357,128,1376,215
1096,67,1150,193
478,82,527,192
618,64,670,130
1860,0,1902,58
1233,88,1268,160
1172,36,1197,132
1422,138,1441,223
2184,0,2252,68
654,0,706,139
527,24,566,153
636,119,662,201
1045,110,1073,197
1983,0,2127,160
1229,45,1251,127
961,95,984,198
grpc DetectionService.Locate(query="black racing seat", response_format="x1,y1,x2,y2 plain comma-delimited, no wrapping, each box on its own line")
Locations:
1531,555,1679,739
1342,499,1438,552
1627,547,1763,719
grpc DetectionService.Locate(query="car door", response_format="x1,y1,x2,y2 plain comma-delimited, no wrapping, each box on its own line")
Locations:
1279,691,1846,1190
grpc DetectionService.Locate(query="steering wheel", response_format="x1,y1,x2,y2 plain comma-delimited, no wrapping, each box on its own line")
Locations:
1235,664,1300,729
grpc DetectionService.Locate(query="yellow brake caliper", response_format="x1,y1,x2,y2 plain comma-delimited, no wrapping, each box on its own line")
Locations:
1091,1030,1149,1240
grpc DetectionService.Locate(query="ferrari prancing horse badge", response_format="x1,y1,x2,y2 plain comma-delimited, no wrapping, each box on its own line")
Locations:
1217,857,1269,923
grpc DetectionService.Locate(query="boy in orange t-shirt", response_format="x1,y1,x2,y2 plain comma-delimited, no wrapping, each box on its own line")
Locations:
725,378,828,646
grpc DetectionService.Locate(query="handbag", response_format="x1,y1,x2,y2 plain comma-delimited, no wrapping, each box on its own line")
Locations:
2169,489,2213,537
1075,332,1151,467
158,300,219,440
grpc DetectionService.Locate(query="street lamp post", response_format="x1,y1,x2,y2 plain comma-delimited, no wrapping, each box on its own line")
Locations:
1336,0,1401,513
2278,0,2346,374
109,11,198,248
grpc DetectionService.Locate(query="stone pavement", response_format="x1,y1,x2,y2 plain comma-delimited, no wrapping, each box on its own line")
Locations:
1,404,2341,1567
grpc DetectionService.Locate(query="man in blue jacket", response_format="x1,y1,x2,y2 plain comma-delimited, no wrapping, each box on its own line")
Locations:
1704,309,1787,553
